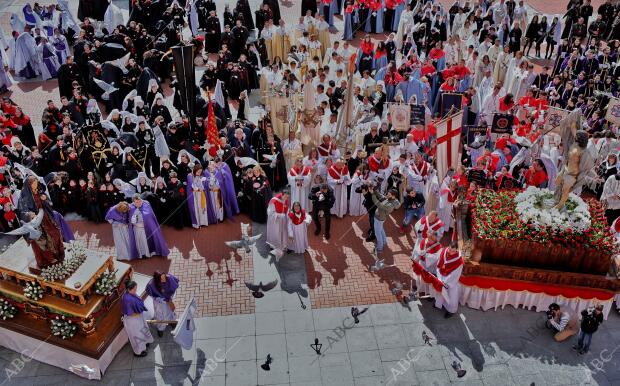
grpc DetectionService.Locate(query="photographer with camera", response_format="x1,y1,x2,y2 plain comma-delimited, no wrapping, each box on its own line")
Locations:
309,183,335,240
546,303,579,342
370,186,401,254
573,305,604,354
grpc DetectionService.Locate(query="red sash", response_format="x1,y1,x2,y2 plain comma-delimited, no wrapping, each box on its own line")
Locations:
317,143,331,156
290,166,310,176
288,210,306,225
367,155,387,172
270,194,289,214
328,165,349,180
437,248,463,276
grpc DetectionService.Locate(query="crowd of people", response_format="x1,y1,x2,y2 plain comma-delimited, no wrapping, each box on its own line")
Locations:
0,0,618,338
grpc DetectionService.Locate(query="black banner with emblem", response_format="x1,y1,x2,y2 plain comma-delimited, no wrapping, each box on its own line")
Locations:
491,113,514,134
128,145,148,171
409,104,426,126
440,93,463,118
464,125,488,146
80,124,111,168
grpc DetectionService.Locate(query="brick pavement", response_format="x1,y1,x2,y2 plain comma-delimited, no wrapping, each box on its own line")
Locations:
68,217,255,317
305,212,418,309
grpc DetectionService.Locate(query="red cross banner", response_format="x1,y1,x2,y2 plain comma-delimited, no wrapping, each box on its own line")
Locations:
435,110,464,181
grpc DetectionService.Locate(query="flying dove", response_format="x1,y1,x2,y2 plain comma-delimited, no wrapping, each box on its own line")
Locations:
225,234,262,253
262,153,279,168
4,209,44,240
93,78,118,100
244,279,278,298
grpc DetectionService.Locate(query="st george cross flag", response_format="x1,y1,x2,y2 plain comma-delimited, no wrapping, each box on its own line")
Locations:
435,110,464,181
543,106,569,134
605,97,620,127
172,297,197,350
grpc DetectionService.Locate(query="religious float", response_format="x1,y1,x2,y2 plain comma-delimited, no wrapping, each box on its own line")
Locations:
455,187,620,319
0,239,150,379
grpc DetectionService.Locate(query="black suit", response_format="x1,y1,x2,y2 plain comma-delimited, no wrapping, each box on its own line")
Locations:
308,187,335,236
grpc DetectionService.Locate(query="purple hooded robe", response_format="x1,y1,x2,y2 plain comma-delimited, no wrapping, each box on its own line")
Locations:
186,173,217,226
105,205,138,261
145,274,179,302
214,163,240,218
129,201,170,257
53,211,75,242
121,292,148,316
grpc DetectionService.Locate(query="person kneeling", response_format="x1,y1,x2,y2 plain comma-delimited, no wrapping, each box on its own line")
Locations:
546,303,579,342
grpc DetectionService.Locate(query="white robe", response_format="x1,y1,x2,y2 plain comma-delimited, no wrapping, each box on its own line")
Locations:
131,209,151,257
191,176,209,227
282,138,303,172
152,297,176,332
110,221,133,261
122,313,154,355
438,184,454,230
327,167,351,218
51,34,70,64
349,173,368,216
288,168,312,211
266,198,289,250
287,212,312,253
208,174,224,221
602,176,620,210
434,253,464,314
411,240,441,295
13,32,38,76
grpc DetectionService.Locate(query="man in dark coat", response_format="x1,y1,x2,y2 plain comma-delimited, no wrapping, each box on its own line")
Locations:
308,183,336,240
57,56,82,99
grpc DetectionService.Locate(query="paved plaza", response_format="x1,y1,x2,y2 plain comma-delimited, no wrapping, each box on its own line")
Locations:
0,0,619,385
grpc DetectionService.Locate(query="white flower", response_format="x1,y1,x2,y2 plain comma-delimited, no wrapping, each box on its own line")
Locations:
514,187,591,232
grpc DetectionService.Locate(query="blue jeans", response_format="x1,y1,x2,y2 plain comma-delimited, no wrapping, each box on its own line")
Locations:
577,330,593,352
403,208,425,226
374,217,386,252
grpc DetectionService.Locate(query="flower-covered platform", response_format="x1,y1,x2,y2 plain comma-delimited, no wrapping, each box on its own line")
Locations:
470,188,615,275
459,188,620,318
0,239,150,379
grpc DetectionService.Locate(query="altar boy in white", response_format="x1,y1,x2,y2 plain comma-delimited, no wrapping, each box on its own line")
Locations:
288,158,312,211
411,232,442,297
327,158,351,218
434,245,464,318
266,191,290,252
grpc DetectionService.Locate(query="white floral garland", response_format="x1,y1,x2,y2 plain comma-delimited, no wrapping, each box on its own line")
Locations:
50,315,77,339
514,187,591,232
0,299,17,320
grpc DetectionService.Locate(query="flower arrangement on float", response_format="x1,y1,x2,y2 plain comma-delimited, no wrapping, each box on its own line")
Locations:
471,187,616,254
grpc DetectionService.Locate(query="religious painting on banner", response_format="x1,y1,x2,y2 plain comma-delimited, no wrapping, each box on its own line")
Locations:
409,104,426,127
605,97,620,127
128,146,148,172
440,93,463,118
465,126,488,146
436,110,464,181
389,103,411,131
543,106,569,134
268,96,290,139
81,124,111,168
491,113,514,134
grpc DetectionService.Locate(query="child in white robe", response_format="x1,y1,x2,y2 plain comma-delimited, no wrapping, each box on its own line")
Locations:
287,202,312,253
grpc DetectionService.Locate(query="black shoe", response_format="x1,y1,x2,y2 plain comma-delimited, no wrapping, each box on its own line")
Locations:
444,311,454,319
134,351,148,357
365,235,376,242
157,330,164,338
146,343,150,348
572,345,581,351
325,233,330,240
